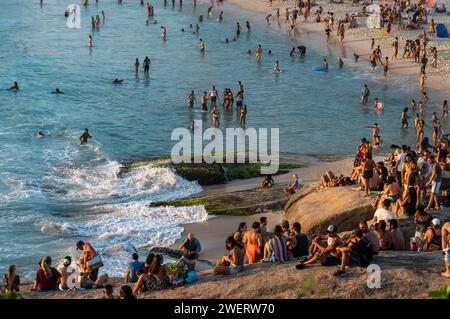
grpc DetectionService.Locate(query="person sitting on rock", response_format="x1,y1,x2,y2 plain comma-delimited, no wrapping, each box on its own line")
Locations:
375,220,393,250
359,221,380,254
286,222,309,259
373,199,395,223
388,219,405,250
333,228,374,277
295,225,343,269
423,218,442,251
261,175,274,188
284,174,301,194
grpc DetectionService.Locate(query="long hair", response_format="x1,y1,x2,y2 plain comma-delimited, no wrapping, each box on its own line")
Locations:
41,257,53,279
7,265,16,289
148,255,162,276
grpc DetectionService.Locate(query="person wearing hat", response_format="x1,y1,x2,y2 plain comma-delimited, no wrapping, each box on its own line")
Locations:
295,225,343,270
57,256,76,290
423,218,442,251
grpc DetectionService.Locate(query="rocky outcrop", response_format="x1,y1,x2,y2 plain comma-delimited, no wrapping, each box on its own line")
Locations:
284,186,375,237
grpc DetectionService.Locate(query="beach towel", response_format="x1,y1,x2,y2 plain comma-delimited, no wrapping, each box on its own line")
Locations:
436,23,449,38
268,236,288,262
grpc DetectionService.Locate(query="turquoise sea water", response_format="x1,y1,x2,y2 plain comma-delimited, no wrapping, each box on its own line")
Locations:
0,0,447,279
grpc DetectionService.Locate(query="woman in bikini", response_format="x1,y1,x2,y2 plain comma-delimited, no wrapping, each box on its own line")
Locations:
213,236,244,274
243,222,262,264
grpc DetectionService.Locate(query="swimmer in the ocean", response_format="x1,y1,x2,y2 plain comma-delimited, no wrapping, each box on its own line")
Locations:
268,50,272,55
339,58,344,69
37,131,45,138
9,82,19,91
248,50,251,55
51,88,64,94
199,39,205,52
354,53,359,62
79,128,92,145
113,79,123,84
190,121,195,131
255,44,262,60
290,47,296,57
246,21,251,32
218,11,223,22
273,61,280,73
322,58,329,71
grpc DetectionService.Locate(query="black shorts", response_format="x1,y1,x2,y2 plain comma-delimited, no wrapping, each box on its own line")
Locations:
363,171,373,179
321,255,341,266
349,252,370,267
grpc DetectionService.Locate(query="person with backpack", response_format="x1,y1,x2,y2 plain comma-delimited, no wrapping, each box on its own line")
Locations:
333,228,374,277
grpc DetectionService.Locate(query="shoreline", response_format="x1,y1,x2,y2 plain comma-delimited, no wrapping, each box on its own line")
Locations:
224,0,450,101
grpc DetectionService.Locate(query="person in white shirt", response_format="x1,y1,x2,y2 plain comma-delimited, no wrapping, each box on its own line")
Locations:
396,145,407,174
373,199,395,223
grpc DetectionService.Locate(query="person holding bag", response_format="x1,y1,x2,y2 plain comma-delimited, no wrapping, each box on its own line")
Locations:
76,240,103,282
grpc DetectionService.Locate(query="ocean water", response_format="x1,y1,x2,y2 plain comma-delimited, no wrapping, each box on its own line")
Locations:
0,0,447,280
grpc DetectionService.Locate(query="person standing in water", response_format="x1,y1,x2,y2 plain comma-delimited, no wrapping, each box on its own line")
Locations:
255,45,262,61
88,34,93,48
201,91,208,111
211,106,220,127
240,105,247,127
134,58,140,75
338,58,343,69
218,11,223,22
246,21,251,32
199,38,205,52
161,26,167,39
383,57,389,77
235,22,241,37
188,90,196,108
400,107,409,128
237,81,244,99
443,100,449,117
360,84,370,104
273,61,280,73
143,56,150,75
209,85,218,108
391,37,399,60
79,128,92,145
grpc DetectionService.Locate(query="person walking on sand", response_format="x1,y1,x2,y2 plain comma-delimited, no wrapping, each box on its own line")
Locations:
419,71,427,95
391,37,399,60
383,57,389,77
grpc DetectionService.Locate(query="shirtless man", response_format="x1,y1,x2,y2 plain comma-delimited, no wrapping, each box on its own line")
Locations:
187,90,196,108
419,71,427,95
362,154,376,196
200,91,208,111
296,225,343,269
79,128,92,145
441,221,450,278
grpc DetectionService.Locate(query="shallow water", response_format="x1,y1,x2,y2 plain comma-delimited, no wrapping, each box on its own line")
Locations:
0,0,447,279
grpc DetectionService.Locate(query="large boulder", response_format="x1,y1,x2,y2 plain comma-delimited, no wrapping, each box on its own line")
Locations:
284,186,375,237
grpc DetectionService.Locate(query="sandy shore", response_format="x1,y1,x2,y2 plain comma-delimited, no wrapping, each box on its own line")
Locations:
224,0,450,100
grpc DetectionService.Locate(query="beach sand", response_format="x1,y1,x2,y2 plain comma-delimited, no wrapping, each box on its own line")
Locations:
225,0,450,100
